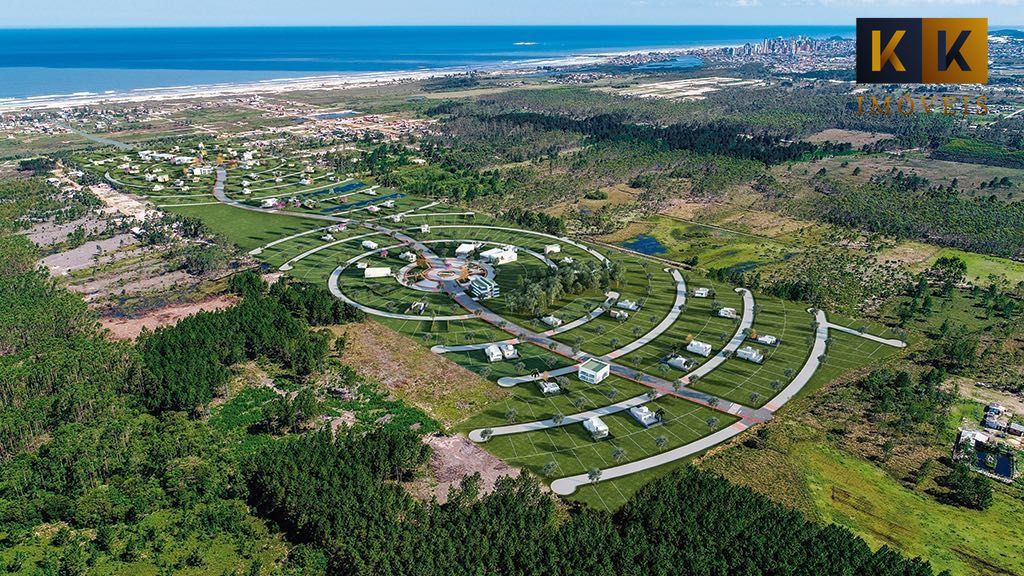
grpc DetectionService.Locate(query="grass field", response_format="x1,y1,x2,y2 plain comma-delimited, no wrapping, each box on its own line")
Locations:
800,443,1024,576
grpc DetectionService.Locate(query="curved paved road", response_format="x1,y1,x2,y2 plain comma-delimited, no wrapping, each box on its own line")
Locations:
548,308,906,495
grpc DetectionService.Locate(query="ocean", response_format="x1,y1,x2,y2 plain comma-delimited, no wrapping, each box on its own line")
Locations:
0,26,853,101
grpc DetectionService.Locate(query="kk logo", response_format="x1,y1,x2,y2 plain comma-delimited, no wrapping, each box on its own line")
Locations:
856,18,987,84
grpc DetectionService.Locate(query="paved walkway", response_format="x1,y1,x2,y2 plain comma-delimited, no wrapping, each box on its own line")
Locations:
605,268,686,360
467,394,655,441
826,321,907,348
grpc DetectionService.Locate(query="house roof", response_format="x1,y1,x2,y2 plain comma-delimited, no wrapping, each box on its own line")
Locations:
580,358,610,373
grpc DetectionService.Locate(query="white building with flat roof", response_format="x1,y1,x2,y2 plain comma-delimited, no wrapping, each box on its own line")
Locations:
363,267,391,279
455,243,478,258
537,381,561,395
665,355,692,371
693,287,711,298
583,416,609,440
629,405,660,428
579,358,610,384
617,299,641,311
361,240,379,250
500,344,519,360
544,244,561,255
541,315,563,328
736,346,764,364
484,344,503,363
718,307,738,319
469,276,500,299
755,334,779,346
687,340,712,357
480,246,518,265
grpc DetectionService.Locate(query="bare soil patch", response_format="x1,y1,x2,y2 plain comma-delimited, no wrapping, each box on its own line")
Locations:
406,434,521,504
38,233,138,275
25,215,109,247
805,129,893,147
100,294,237,340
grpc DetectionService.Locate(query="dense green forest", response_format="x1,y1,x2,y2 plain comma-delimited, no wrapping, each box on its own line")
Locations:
801,177,1024,258
247,431,945,576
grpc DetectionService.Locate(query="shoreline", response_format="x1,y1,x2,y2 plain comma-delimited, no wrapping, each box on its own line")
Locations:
0,46,726,112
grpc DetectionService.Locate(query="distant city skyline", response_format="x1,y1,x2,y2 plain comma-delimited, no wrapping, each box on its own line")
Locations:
3,0,1019,28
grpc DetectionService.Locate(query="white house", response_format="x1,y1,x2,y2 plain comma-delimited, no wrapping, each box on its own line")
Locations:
693,287,711,298
480,246,518,265
665,355,692,371
736,346,764,364
560,257,575,265
687,340,712,357
609,309,629,320
755,334,779,346
544,244,561,255
541,315,563,328
718,307,738,319
172,156,195,165
261,198,277,208
420,224,430,233
583,416,609,440
537,381,561,396
366,205,381,213
399,251,417,263
469,276,501,299
455,243,478,258
629,405,660,428
361,240,379,250
363,267,391,279
409,301,427,314
320,234,335,242
500,344,519,360
617,299,641,311
484,344,504,363
579,358,610,384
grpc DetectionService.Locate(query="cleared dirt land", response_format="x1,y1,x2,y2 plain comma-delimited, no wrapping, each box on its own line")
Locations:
101,295,237,339
406,434,521,504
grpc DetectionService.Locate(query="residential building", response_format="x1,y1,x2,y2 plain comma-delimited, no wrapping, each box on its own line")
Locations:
755,334,779,346
687,340,712,357
399,251,417,263
664,355,692,371
480,246,518,265
579,358,610,384
363,267,391,279
693,287,711,298
583,416,609,440
361,240,379,250
537,381,561,395
544,244,561,255
455,243,478,258
617,299,641,311
629,405,660,427
718,307,738,319
484,344,503,363
736,346,765,364
500,344,519,360
609,309,628,320
420,224,430,233
541,315,563,328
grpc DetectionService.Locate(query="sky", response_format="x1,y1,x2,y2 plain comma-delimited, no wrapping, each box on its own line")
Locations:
4,0,1019,28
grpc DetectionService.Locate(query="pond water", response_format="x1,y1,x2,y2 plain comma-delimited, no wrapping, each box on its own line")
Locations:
621,234,667,255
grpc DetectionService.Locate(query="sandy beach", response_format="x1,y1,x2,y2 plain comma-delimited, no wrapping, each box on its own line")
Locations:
0,47,709,112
